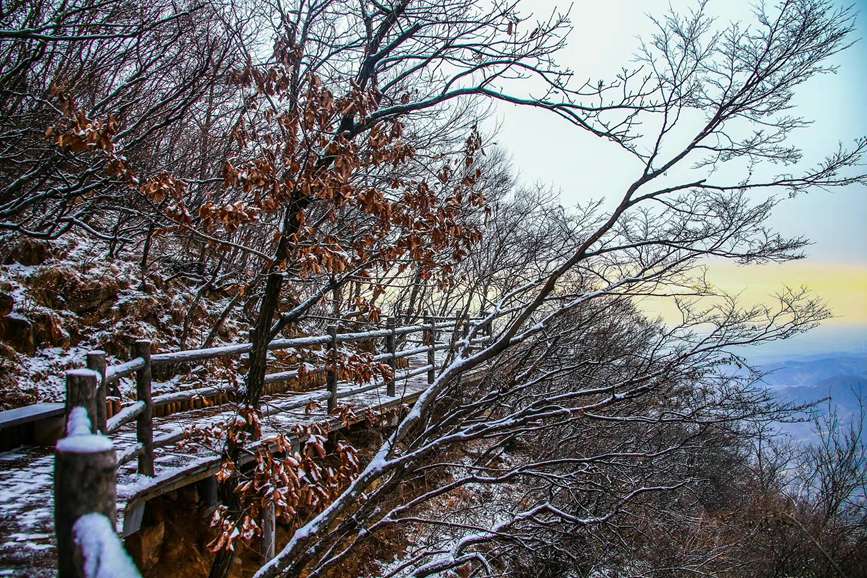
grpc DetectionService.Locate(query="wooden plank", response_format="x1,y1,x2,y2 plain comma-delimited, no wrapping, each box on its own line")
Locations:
118,386,432,535
0,403,64,429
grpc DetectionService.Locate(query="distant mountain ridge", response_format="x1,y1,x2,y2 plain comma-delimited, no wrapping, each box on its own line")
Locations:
773,374,866,414
758,354,867,388
753,353,867,440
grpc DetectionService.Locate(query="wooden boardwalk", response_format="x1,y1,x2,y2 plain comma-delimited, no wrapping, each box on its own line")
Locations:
0,353,436,577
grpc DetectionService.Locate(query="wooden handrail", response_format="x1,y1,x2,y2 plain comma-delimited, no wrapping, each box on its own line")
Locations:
139,321,456,367
105,401,145,434
73,323,464,464
100,322,455,417
48,314,494,574
104,343,451,420
100,317,493,384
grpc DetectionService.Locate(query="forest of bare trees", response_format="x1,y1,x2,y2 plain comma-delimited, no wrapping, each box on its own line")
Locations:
1,0,865,576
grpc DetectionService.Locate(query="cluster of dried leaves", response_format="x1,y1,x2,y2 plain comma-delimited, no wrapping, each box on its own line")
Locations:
182,408,362,554
208,421,360,553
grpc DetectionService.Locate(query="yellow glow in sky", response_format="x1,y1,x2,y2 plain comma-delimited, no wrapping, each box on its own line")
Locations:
640,261,867,327
708,262,867,326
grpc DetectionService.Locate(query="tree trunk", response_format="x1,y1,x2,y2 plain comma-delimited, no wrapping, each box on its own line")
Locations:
138,222,154,291
244,271,283,409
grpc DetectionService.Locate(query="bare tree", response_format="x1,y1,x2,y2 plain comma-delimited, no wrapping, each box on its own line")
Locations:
3,1,864,576
254,1,867,576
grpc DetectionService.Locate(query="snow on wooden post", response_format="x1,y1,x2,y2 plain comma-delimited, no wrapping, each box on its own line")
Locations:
86,351,108,433
65,369,99,435
326,324,338,414
73,513,142,577
461,317,470,356
132,339,154,477
482,316,493,346
385,317,397,396
424,316,435,385
261,498,276,560
55,408,118,577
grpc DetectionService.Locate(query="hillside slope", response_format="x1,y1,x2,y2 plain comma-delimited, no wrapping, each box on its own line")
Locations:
0,237,242,408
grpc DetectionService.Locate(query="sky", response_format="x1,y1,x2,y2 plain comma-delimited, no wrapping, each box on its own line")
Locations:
490,0,867,357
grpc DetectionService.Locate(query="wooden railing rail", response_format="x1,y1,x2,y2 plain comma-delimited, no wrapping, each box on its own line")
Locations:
94,322,459,389
52,313,496,575
82,320,469,474
104,401,145,434
98,341,457,437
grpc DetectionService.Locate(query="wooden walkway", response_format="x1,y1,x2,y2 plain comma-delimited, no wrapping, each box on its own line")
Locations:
0,353,437,577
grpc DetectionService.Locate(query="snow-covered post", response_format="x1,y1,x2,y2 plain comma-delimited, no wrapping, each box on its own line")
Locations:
86,351,108,433
132,339,154,476
461,316,470,356
73,514,142,578
326,324,338,414
55,408,118,577
481,315,493,346
424,316,435,385
65,369,99,435
386,317,396,396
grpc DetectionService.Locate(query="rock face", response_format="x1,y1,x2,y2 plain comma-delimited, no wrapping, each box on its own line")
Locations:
31,310,68,347
0,314,35,354
0,310,67,354
1,238,53,266
127,519,166,568
0,236,245,408
29,267,122,315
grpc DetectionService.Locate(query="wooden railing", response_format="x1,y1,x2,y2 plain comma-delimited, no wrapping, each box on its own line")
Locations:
52,314,493,575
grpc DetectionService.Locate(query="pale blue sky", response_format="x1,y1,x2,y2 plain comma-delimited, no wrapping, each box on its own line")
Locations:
492,0,867,263
490,0,867,355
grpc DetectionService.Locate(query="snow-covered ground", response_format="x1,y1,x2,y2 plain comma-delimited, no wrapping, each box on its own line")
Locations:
1,236,245,407
0,354,434,575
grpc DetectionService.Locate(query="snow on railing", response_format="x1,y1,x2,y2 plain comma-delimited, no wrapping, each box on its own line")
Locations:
45,314,495,574
105,401,145,434
105,357,145,383
56,317,489,479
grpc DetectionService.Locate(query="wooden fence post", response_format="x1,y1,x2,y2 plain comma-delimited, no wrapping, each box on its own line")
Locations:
86,351,108,433
55,412,117,577
327,324,338,414
385,317,396,396
424,316,435,385
461,317,470,356
132,339,154,477
482,315,493,346
200,476,218,508
65,369,98,434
